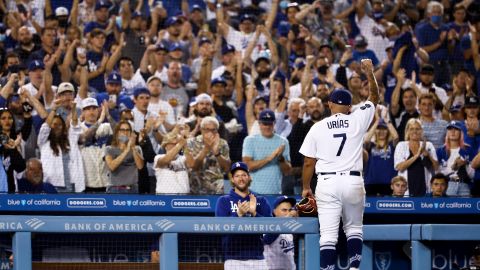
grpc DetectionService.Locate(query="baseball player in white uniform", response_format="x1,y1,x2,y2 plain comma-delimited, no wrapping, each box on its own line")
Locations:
299,59,379,270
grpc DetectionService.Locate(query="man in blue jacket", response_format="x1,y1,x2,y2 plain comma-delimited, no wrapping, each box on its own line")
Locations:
215,161,272,269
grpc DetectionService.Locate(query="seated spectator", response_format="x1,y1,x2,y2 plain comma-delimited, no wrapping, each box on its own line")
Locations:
154,129,189,194
38,101,85,193
426,173,449,197
0,108,27,193
104,120,145,193
394,118,438,197
436,121,475,197
185,116,231,194
263,196,296,270
364,115,399,196
17,158,57,193
390,176,407,197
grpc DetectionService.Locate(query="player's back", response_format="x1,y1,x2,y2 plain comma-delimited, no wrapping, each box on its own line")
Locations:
300,101,375,173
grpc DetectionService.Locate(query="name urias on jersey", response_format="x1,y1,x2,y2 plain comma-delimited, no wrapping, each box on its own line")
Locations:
327,119,349,129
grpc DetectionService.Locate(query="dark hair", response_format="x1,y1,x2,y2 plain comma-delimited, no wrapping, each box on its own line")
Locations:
48,115,70,156
41,27,56,36
5,51,19,60
111,120,132,147
430,173,449,184
0,109,17,140
119,56,134,65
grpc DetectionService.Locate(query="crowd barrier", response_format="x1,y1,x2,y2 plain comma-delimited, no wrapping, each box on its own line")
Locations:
1,194,479,214
1,215,480,270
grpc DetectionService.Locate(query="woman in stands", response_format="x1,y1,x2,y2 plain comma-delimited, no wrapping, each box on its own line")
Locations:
37,100,85,193
0,107,26,193
364,108,399,196
104,120,144,193
394,118,438,197
154,128,189,194
436,121,475,197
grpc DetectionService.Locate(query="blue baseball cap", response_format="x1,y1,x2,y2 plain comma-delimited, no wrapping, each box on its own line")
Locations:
133,87,151,98
230,161,249,175
329,88,352,105
259,109,275,124
28,60,45,71
95,0,111,11
169,42,182,52
165,16,181,27
447,120,462,130
449,104,462,113
155,43,168,52
272,195,297,211
198,37,211,46
377,119,388,129
222,44,235,55
190,4,202,12
106,72,122,84
254,95,269,104
239,14,256,23
211,77,227,86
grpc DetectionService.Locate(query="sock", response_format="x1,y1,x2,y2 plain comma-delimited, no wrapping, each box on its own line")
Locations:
347,237,363,268
320,246,336,270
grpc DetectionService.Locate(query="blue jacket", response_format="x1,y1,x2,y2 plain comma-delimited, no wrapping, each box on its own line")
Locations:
216,189,272,260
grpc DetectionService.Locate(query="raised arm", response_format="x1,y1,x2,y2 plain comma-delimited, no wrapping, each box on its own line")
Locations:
390,69,406,116
70,0,79,27
216,0,230,37
264,0,279,31
470,23,480,70
362,59,380,106
261,27,279,66
106,33,124,74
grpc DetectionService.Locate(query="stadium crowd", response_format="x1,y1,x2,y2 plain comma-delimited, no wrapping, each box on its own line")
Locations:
0,0,479,197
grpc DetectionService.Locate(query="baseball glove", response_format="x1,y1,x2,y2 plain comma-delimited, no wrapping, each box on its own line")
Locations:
296,197,318,217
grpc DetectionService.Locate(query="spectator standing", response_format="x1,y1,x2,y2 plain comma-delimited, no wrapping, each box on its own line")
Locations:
38,101,85,192
161,61,189,118
415,1,451,86
0,108,26,193
394,118,438,197
79,98,112,193
390,71,419,141
243,109,292,194
146,76,176,132
436,121,475,197
364,116,399,196
419,93,448,149
185,116,231,194
104,120,145,193
215,161,272,269
17,158,57,193
154,130,189,194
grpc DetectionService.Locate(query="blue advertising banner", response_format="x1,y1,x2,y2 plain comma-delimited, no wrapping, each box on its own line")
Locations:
0,194,479,214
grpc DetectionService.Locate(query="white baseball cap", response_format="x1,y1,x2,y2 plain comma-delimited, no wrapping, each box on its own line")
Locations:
195,93,212,104
55,7,68,17
57,82,75,94
81,97,99,109
146,75,162,84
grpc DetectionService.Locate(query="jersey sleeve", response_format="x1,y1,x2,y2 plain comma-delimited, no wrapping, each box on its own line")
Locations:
215,196,235,217
255,196,272,217
352,101,375,132
299,125,317,158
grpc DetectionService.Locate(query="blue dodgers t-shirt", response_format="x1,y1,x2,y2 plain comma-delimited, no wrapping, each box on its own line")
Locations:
352,49,379,67
242,134,290,194
86,50,107,93
415,22,449,62
365,142,397,185
460,35,476,75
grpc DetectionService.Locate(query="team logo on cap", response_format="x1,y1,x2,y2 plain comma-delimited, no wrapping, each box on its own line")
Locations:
235,162,241,168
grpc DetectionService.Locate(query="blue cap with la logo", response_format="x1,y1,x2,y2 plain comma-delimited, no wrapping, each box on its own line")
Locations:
230,162,249,175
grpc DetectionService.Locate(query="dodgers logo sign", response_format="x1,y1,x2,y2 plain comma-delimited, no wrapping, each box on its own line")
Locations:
375,252,391,270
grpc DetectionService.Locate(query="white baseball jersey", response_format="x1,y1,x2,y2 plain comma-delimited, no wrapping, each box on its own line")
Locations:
299,101,375,173
263,234,296,270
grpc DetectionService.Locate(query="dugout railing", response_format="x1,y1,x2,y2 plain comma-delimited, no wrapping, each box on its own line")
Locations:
1,215,480,270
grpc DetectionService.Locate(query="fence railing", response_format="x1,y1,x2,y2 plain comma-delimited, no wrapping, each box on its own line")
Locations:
2,215,480,270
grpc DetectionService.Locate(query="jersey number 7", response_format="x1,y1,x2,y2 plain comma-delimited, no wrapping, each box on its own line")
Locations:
333,133,347,156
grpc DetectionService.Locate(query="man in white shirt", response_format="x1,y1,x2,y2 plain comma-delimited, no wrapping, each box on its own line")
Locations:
146,76,176,131
118,56,147,96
